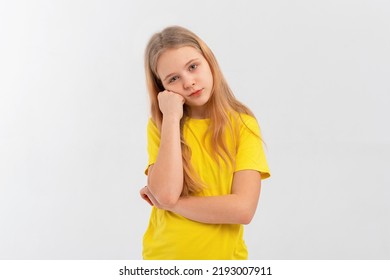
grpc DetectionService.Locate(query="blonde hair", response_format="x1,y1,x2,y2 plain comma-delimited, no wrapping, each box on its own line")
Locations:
145,26,256,196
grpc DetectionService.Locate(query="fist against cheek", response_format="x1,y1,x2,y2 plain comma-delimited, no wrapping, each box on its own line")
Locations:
157,90,185,119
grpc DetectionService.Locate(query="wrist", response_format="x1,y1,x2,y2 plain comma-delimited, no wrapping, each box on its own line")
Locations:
162,114,182,123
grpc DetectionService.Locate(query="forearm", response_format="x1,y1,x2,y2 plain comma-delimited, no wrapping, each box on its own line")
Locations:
169,194,257,225
148,116,183,206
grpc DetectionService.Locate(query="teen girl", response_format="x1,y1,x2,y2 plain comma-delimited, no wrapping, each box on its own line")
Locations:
140,26,270,260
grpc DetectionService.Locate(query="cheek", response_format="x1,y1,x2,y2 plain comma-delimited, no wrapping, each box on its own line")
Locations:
162,82,173,91
207,74,214,87
205,68,213,85
166,83,182,92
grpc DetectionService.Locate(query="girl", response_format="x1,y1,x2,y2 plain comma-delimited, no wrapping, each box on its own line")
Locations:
140,26,270,260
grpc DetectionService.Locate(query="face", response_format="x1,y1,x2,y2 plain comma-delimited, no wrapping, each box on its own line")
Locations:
156,46,214,118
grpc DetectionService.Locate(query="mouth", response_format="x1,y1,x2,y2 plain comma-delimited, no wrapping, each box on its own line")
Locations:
190,89,203,97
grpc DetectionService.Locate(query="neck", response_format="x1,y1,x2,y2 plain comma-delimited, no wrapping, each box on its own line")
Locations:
188,107,208,119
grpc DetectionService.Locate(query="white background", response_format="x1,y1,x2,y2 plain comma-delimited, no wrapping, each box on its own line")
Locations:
0,0,389,259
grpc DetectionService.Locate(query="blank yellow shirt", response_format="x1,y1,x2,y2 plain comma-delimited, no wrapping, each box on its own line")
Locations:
143,114,270,260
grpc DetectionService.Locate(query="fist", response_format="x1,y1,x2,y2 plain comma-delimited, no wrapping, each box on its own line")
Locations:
157,90,185,119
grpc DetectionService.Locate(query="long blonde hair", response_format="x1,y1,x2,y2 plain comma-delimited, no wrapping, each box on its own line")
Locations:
145,26,256,196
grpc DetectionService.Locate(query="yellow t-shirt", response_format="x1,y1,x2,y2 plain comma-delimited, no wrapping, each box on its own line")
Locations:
143,113,270,260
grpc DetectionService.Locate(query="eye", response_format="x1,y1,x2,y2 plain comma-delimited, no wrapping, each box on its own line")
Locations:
189,64,198,71
168,76,179,83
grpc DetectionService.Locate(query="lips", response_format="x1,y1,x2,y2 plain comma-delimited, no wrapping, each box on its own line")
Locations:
190,89,203,97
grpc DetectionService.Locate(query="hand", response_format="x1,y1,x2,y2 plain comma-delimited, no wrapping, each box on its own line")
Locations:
139,186,167,209
157,90,185,120
140,186,153,206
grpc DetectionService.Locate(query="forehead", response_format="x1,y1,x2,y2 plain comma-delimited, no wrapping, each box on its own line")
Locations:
156,46,203,77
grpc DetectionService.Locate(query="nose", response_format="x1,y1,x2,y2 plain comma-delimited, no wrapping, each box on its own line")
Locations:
183,74,195,89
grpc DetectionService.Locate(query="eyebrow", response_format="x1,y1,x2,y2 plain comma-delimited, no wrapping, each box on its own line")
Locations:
162,58,199,82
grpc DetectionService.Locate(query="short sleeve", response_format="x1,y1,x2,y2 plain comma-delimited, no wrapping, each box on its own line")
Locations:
234,115,270,179
145,118,160,175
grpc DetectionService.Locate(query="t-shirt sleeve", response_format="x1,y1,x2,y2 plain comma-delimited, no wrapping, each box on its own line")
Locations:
145,118,160,175
234,115,271,179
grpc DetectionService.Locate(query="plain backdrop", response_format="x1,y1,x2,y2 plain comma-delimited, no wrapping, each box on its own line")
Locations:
0,0,389,259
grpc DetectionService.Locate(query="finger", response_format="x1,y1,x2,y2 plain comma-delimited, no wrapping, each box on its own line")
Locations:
143,188,160,207
141,194,154,206
140,186,154,206
139,186,147,196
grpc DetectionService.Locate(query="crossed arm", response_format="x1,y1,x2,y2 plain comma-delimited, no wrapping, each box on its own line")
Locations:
140,166,262,225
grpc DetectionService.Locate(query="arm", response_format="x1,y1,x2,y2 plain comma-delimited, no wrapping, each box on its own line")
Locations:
146,91,184,207
167,170,262,224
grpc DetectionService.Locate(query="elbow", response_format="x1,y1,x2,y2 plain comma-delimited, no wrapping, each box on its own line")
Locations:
240,213,254,225
149,185,180,208
157,193,180,208
238,207,256,225
147,181,181,209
